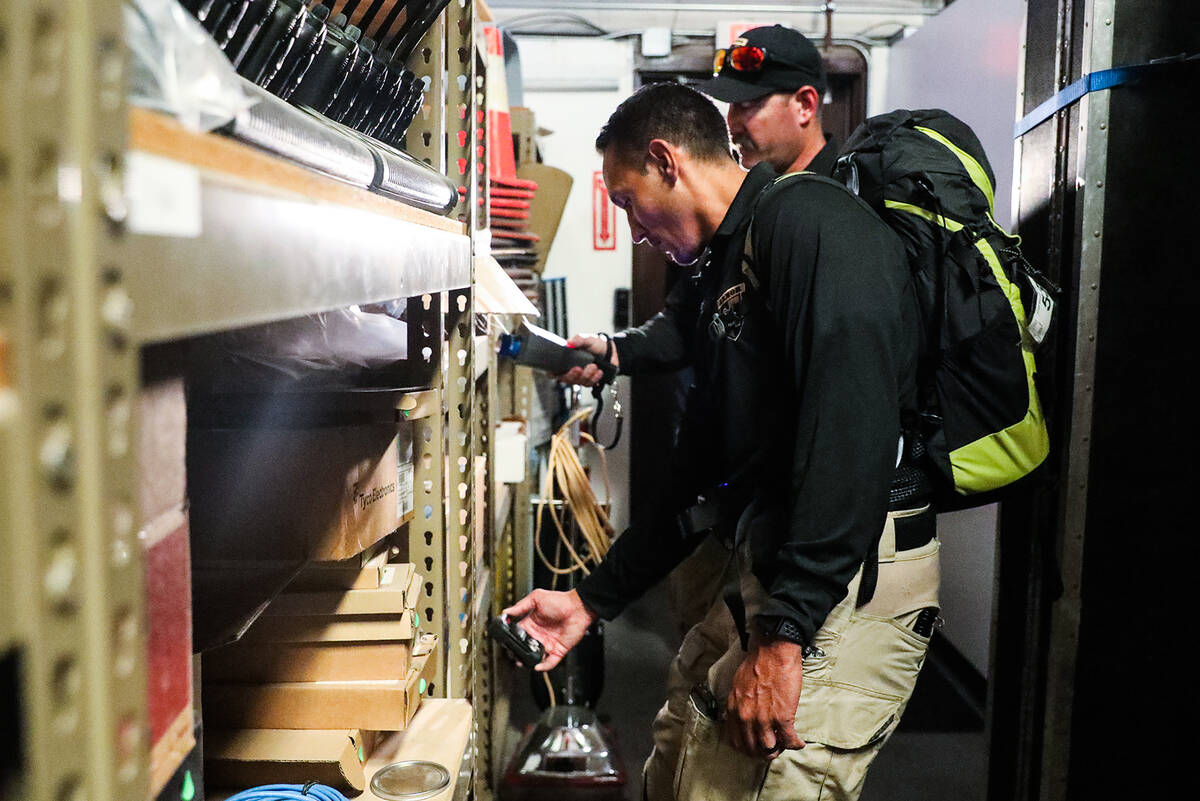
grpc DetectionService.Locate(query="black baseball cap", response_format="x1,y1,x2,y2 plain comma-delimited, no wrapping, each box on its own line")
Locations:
698,25,828,103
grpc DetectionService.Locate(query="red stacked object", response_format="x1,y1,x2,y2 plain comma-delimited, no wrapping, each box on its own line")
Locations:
484,25,541,305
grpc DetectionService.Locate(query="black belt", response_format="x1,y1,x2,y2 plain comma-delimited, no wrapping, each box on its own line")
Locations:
677,488,749,547
894,506,937,551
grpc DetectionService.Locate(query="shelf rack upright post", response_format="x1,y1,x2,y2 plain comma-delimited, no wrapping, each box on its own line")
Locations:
1,2,147,801
2,0,501,799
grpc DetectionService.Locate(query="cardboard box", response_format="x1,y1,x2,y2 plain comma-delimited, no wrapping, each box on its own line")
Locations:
203,567,425,682
404,568,424,611
205,728,371,794
144,506,195,797
287,551,403,591
202,640,413,683
237,613,417,644
518,162,573,275
138,374,187,526
204,638,438,731
188,424,402,561
265,573,417,617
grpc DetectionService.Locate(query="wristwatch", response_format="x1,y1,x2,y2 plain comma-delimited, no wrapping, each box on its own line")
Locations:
757,615,807,647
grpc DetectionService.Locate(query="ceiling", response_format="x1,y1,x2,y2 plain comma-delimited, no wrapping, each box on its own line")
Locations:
487,1,950,44
489,0,944,9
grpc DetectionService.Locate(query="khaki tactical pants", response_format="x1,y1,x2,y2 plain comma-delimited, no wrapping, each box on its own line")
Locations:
644,507,940,801
666,533,738,638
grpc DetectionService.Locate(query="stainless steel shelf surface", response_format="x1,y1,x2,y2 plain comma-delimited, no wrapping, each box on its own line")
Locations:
125,157,471,344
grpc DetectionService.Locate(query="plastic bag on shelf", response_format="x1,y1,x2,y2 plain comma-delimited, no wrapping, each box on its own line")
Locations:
125,0,255,132
212,306,410,383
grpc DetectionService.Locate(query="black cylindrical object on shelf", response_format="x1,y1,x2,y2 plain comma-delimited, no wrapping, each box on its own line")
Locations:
264,3,330,101
321,24,375,117
290,11,356,111
218,0,270,56
375,70,422,146
389,76,427,146
330,35,383,125
224,0,280,70
355,74,393,137
318,26,371,120
361,60,410,140
237,0,303,84
193,0,229,34
205,0,249,46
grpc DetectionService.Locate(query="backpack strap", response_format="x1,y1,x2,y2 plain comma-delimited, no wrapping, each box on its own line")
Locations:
740,171,864,295
739,171,812,296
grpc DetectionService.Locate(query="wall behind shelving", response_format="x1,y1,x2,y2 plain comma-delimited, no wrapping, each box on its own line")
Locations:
515,36,636,535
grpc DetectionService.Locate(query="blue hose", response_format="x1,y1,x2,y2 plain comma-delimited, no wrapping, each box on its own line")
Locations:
224,785,350,801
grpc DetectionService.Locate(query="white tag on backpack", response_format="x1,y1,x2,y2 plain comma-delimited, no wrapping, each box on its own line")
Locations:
1027,279,1054,345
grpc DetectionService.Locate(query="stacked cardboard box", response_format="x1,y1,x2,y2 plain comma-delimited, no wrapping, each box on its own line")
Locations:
205,729,376,794
202,558,438,794
189,423,404,563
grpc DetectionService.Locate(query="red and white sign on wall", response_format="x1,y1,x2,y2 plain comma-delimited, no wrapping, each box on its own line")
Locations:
717,21,764,48
593,171,617,251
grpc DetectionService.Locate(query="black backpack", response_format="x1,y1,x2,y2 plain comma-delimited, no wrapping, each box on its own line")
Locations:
831,109,1056,502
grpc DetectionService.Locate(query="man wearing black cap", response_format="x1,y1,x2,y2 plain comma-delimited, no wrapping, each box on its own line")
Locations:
504,81,939,801
700,24,838,177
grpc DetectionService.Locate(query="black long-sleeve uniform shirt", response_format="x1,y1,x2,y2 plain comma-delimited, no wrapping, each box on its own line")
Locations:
576,154,920,646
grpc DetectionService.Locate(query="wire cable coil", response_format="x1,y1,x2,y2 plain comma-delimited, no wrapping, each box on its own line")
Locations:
225,784,351,801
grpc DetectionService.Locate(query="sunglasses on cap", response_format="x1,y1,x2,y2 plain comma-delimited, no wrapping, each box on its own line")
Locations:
712,45,807,77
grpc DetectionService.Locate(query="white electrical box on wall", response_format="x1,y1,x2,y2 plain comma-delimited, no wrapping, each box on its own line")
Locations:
495,420,528,484
641,27,673,57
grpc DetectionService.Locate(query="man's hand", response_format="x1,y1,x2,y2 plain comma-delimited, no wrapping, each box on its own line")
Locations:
725,635,807,758
556,334,619,387
502,589,598,671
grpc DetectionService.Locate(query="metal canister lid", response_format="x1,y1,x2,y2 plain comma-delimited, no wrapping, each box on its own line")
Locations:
369,760,451,801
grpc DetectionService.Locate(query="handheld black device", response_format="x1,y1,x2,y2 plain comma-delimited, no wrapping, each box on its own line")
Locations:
487,614,545,669
498,320,617,384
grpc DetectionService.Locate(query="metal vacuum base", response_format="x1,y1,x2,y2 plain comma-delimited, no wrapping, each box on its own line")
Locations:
500,706,627,801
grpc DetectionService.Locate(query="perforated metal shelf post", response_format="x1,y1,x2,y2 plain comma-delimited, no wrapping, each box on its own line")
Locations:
1,1,146,798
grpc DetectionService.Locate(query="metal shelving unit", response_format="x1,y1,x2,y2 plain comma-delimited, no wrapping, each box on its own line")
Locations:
125,110,471,345
1,2,502,799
